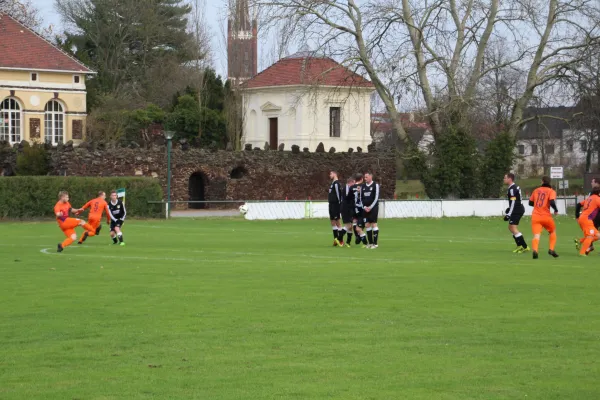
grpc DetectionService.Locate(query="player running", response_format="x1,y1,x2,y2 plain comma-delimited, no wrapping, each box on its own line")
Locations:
108,190,127,246
528,176,559,259
75,191,115,244
54,191,95,252
575,178,600,253
328,171,343,246
503,173,529,253
577,188,600,256
340,176,356,247
362,172,381,249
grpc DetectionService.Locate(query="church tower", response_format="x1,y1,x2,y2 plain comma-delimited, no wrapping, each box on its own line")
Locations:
227,0,257,83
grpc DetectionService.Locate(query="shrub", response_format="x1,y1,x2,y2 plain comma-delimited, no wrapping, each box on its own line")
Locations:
16,143,50,176
0,177,163,219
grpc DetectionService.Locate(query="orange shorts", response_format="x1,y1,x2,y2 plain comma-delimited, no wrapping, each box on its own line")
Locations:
531,215,555,235
58,218,81,237
579,219,597,237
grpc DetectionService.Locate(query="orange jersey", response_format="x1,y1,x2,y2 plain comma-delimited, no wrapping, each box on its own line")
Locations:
83,198,110,221
54,201,72,223
529,186,557,217
579,195,600,221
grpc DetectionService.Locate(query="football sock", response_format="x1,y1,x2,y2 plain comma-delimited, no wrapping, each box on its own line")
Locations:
373,228,379,245
332,227,338,239
360,234,367,244
549,232,557,251
112,236,118,244
62,237,74,248
581,237,594,255
338,229,345,242
532,238,539,252
118,233,124,243
515,233,527,248
366,228,373,244
347,231,353,243
512,235,520,247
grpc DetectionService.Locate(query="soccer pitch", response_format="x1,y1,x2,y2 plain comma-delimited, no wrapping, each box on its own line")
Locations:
1,217,599,399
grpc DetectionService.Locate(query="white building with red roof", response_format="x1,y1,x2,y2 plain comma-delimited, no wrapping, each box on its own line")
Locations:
242,52,375,152
0,13,94,145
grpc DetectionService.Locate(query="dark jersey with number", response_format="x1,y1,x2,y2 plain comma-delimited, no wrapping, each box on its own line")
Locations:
360,181,381,208
352,184,363,210
342,184,355,207
506,183,525,216
328,180,342,204
108,199,126,220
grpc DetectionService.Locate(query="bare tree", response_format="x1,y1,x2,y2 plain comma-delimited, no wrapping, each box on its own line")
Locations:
0,0,40,28
258,0,600,141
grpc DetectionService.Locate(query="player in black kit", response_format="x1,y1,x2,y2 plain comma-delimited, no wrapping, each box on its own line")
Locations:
108,190,127,246
340,176,356,247
361,172,380,249
328,171,343,246
353,173,368,247
503,173,529,253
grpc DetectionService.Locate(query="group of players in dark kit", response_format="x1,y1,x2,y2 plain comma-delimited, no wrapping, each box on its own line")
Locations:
328,171,381,249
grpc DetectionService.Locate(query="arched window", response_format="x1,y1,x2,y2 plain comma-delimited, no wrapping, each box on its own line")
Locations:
45,100,64,145
0,98,22,144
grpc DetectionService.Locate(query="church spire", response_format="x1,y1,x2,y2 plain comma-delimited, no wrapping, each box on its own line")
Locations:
227,0,257,82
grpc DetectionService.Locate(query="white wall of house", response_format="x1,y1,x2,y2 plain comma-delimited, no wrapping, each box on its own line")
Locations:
513,130,598,177
242,86,374,152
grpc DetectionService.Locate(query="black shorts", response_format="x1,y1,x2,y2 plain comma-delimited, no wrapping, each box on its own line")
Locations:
508,213,523,226
354,208,365,228
341,204,354,224
110,219,124,231
329,203,341,221
364,206,379,223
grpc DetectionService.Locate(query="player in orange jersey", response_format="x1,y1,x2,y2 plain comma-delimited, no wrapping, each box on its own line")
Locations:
528,176,559,259
575,178,600,253
54,191,96,252
75,191,115,244
577,188,600,256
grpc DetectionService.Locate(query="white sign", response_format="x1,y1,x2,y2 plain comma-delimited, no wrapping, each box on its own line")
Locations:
559,180,569,189
550,167,564,179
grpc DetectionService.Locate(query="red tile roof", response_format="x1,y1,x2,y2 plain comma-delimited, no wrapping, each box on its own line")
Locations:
0,13,94,73
244,54,374,89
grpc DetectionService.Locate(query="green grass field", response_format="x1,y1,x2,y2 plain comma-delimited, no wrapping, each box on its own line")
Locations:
1,217,599,399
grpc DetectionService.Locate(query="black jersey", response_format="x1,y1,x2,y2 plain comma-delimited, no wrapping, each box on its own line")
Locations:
342,184,355,207
361,181,381,208
108,199,127,220
506,183,525,216
352,183,363,209
328,180,342,204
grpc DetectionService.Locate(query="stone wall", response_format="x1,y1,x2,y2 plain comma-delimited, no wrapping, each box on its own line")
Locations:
0,141,396,208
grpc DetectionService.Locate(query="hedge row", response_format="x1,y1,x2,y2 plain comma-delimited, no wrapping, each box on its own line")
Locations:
0,177,163,219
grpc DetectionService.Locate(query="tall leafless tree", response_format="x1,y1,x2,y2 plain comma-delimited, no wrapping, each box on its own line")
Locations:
257,0,600,142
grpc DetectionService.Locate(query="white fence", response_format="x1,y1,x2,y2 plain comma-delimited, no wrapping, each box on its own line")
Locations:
244,198,574,220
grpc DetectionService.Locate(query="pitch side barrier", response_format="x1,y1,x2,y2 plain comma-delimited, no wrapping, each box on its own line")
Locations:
149,198,577,220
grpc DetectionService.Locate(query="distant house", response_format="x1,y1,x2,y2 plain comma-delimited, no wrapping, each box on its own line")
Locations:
241,52,375,152
371,112,434,152
0,13,94,145
514,106,596,177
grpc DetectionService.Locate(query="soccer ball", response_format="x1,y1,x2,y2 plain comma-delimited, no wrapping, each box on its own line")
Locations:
239,204,249,215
